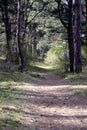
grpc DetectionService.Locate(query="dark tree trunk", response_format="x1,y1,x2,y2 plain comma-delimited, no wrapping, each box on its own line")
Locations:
74,0,82,73
68,0,74,72
86,0,87,21
23,0,28,37
86,0,87,43
17,0,25,72
57,0,74,72
1,0,12,64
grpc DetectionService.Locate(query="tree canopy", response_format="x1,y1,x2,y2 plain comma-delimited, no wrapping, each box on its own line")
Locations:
0,0,87,73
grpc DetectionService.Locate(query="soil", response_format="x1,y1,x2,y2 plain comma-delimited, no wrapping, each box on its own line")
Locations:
18,70,87,130
1,70,87,130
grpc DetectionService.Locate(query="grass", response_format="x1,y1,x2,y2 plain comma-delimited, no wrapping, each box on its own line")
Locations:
64,70,87,85
0,119,19,130
0,63,50,130
30,64,87,97
0,72,27,129
73,89,87,98
0,63,87,129
65,71,87,97
0,71,31,129
53,67,87,97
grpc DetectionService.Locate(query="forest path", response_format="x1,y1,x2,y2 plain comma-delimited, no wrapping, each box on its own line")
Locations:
18,70,87,130
0,68,87,130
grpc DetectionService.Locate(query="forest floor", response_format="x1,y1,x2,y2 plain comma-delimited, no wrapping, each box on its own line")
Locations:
0,64,87,130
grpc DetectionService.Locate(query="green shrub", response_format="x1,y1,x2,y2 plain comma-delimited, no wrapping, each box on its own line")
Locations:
44,42,69,71
82,45,87,66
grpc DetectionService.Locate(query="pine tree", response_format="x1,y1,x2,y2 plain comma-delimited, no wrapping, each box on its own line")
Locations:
74,0,82,73
1,0,12,65
56,0,74,72
17,0,25,72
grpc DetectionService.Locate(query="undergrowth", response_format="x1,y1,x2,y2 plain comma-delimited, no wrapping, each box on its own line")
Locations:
53,67,87,97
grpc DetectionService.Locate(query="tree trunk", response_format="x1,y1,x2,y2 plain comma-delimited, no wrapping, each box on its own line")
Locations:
17,0,25,72
86,0,87,21
86,0,87,43
1,0,12,64
57,0,74,72
23,0,28,38
74,0,82,73
68,0,74,72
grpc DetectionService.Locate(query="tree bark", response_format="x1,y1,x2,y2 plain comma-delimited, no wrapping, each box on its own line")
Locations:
17,0,25,72
86,0,87,43
74,0,82,73
68,0,74,72
1,0,12,64
57,0,74,72
86,0,87,21
23,0,28,38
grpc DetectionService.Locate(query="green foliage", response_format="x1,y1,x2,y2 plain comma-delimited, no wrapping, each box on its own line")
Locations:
63,68,87,97
44,41,69,70
82,45,87,66
0,0,86,72
12,52,19,65
24,50,38,65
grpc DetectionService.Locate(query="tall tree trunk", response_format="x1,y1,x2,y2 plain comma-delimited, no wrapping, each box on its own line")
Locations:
74,0,82,73
86,0,87,43
1,0,12,64
68,0,74,72
23,0,28,38
86,0,87,21
17,0,25,72
57,0,74,72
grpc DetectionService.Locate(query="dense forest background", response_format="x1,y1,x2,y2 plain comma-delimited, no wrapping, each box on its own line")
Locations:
0,0,87,73
0,1,87,129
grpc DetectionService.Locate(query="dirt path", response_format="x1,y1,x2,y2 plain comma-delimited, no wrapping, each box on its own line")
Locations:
1,70,87,130
17,71,87,130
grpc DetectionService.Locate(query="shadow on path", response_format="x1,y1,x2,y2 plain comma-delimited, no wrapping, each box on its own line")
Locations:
0,69,87,130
